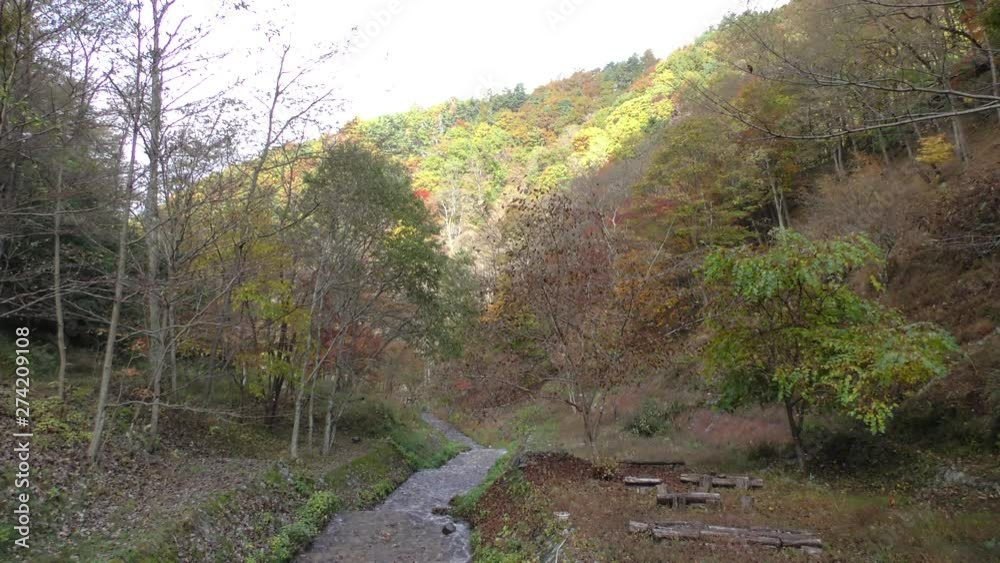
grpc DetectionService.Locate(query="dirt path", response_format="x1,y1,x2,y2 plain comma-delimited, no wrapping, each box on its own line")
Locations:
297,414,505,562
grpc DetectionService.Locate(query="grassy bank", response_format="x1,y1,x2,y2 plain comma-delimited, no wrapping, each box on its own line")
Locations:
111,404,467,563
0,359,465,563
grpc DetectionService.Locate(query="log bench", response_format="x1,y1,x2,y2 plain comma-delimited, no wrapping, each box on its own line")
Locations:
656,486,722,509
621,459,686,467
680,474,764,490
628,520,822,553
623,476,663,486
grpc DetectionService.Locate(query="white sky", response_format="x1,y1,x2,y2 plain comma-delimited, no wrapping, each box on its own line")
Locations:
180,0,785,130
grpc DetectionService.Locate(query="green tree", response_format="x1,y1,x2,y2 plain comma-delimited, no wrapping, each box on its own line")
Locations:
291,141,447,456
702,230,956,471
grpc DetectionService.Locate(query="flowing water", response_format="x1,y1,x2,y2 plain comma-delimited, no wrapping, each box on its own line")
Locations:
297,414,505,562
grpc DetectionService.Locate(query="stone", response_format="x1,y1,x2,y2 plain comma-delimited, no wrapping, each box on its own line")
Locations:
442,521,457,535
351,436,362,444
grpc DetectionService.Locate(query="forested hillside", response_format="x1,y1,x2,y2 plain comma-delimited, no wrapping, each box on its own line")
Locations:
345,0,1000,461
1,0,998,560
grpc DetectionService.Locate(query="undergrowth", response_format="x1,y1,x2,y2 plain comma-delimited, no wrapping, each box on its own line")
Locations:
623,398,683,437
110,400,464,563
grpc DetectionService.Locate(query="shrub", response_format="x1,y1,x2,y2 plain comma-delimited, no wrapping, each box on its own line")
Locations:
590,457,620,480
338,398,399,437
916,134,954,167
258,491,341,563
624,399,680,437
746,441,785,464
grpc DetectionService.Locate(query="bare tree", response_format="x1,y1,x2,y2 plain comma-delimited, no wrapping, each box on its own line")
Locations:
704,1,999,143
491,189,665,459
89,4,144,462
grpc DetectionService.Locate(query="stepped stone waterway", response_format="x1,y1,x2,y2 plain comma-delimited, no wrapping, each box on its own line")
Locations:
297,413,505,562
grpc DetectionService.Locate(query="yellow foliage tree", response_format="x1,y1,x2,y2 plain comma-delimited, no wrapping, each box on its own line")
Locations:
916,134,954,166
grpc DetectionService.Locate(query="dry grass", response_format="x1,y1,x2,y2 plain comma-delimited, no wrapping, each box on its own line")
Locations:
457,383,999,562
472,451,1000,562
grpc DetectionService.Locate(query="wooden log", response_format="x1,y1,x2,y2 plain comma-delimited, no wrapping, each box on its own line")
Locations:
748,526,814,537
680,473,764,489
739,495,755,512
699,526,782,547
656,491,722,504
621,459,685,467
702,524,746,535
740,534,783,548
652,525,702,540
623,476,663,486
656,486,721,508
631,520,822,552
628,521,651,533
697,474,713,492
783,536,824,549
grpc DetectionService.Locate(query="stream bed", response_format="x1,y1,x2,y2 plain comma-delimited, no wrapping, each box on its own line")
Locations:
297,414,505,562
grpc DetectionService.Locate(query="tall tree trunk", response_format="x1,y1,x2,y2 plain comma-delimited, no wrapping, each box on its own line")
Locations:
307,374,317,452
985,24,1000,126
53,164,67,403
147,0,166,450
87,197,131,463
582,405,599,461
268,375,284,427
877,129,891,167
832,142,845,179
947,94,970,163
167,301,178,397
328,396,350,454
290,315,313,460
323,335,348,456
291,270,324,459
784,399,807,473
765,158,787,230
89,8,143,464
89,130,141,463
290,386,305,459
207,283,233,401
322,373,336,456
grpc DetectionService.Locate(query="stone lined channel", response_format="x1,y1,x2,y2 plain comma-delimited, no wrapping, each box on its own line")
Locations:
297,414,505,562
